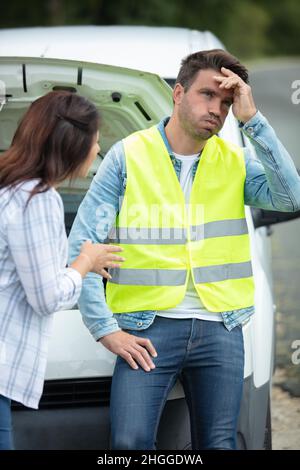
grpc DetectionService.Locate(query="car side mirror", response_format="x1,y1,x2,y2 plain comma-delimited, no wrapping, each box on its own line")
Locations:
252,168,300,229
251,207,300,229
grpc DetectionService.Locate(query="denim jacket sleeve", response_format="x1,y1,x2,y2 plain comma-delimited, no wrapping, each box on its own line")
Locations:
68,141,125,341
242,111,300,211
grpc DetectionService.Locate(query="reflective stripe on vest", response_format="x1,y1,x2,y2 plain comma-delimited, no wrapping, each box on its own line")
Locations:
109,268,187,285
106,125,255,314
108,218,248,244
109,261,252,286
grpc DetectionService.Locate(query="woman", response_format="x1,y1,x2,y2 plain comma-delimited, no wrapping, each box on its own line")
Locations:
0,91,124,449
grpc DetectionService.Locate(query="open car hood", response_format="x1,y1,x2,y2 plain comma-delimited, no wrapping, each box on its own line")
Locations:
0,56,173,196
0,56,172,156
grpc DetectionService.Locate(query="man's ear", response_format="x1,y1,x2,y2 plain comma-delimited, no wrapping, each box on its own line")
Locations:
173,83,184,105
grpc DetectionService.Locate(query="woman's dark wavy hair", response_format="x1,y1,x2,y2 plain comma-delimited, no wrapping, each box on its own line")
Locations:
0,90,100,202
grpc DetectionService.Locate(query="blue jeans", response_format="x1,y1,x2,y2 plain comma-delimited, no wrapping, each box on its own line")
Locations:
110,317,244,450
0,395,13,450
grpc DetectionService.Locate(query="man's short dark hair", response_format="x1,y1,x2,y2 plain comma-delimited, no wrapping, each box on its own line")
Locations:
176,49,249,90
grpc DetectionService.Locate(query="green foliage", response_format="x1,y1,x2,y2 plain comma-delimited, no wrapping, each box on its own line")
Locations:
223,0,271,58
1,0,300,58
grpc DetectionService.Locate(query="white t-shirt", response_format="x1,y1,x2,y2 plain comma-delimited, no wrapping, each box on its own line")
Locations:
157,152,222,322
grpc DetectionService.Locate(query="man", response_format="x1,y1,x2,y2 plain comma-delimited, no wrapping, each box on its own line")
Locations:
68,50,300,450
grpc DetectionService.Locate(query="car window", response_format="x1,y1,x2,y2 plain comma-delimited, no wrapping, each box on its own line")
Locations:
164,78,175,88
58,153,103,236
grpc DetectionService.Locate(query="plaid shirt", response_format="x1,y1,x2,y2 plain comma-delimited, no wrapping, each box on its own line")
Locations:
0,180,82,409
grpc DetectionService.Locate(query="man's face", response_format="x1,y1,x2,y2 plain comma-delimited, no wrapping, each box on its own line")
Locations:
175,68,234,141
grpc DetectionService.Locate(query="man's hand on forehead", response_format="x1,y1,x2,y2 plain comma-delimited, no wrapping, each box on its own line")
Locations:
213,66,257,123
213,67,247,91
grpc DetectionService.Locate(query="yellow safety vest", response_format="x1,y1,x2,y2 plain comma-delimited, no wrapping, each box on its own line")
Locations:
106,125,254,313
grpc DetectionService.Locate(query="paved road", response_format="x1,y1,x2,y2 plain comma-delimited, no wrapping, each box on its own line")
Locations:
250,60,300,450
272,368,300,450
250,60,300,384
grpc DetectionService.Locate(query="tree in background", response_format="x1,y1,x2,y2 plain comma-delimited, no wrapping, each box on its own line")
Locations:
1,0,300,59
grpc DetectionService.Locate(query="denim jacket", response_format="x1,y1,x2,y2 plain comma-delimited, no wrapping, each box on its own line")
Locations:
68,111,300,339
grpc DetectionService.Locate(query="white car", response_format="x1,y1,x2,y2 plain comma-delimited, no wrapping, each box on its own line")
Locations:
1,26,299,450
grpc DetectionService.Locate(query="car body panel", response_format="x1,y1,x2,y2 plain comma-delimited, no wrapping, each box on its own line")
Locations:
0,26,224,79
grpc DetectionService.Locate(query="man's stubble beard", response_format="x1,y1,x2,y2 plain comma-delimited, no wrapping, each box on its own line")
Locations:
178,103,215,142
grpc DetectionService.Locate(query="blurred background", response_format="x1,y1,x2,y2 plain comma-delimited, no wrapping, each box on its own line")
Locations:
1,0,300,59
1,0,300,449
